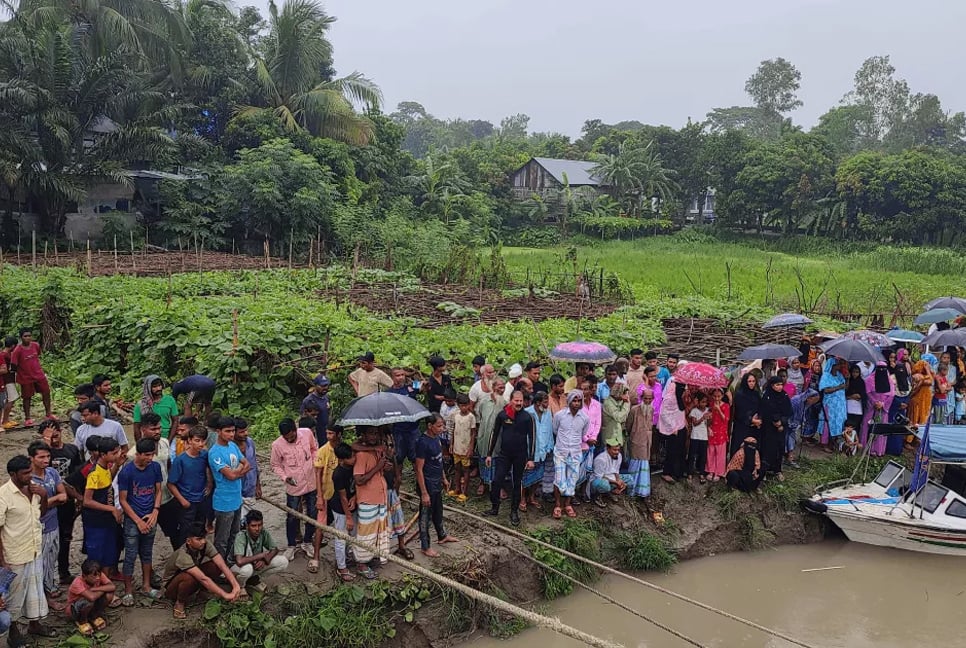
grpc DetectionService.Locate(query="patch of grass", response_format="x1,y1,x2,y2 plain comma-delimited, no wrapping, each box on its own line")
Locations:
483,587,530,639
738,514,776,550
713,488,743,521
527,519,602,600
608,531,677,572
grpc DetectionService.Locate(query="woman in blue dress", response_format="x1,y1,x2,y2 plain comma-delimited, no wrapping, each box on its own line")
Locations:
818,357,848,452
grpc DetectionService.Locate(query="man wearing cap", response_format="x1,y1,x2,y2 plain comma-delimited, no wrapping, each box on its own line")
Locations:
503,364,524,400
551,391,589,519
300,375,330,447
525,362,548,395
349,352,392,397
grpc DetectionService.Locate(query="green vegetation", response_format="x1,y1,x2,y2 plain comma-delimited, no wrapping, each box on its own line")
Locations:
502,234,966,315
527,520,602,600
607,532,677,573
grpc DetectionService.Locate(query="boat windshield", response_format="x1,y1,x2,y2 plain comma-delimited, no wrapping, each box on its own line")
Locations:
909,481,949,514
874,461,905,489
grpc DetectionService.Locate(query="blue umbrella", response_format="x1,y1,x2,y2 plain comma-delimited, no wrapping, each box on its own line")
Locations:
762,313,813,329
914,308,961,326
886,329,924,344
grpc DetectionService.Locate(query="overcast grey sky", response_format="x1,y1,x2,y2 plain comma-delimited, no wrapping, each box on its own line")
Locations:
249,0,966,136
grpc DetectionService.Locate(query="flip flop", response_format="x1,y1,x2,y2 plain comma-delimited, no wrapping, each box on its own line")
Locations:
75,623,94,638
308,559,319,574
337,569,356,582
173,607,187,620
552,507,562,519
92,617,107,631
356,566,377,580
651,511,666,525
120,593,135,607
564,506,577,518
108,596,122,608
518,501,527,512
140,588,162,601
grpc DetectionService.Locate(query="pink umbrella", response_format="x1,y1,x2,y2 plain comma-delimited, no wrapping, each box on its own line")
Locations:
549,341,617,364
673,362,729,389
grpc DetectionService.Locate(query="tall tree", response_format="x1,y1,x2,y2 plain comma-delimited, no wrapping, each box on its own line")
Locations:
745,58,803,116
841,55,910,146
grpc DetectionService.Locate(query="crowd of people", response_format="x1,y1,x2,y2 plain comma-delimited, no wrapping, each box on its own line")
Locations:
0,327,958,644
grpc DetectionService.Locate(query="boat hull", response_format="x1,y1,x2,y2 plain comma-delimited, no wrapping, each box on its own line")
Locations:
826,509,966,556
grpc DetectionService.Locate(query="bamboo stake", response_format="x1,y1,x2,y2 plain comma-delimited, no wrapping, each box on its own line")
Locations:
113,234,118,273
263,238,270,269
86,239,92,277
68,231,74,253
130,230,137,273
288,227,293,269
31,229,36,268
43,240,48,266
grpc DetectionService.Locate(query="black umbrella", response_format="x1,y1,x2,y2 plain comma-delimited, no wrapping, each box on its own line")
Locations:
762,313,813,329
924,296,966,315
737,344,802,361
819,337,881,363
921,329,966,348
336,391,431,427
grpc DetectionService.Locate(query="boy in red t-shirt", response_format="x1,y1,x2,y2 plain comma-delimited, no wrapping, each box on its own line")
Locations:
9,328,53,425
67,559,116,636
0,335,18,428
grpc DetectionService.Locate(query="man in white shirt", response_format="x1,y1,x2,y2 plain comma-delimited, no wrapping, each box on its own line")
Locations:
348,352,392,397
590,443,626,506
74,400,129,461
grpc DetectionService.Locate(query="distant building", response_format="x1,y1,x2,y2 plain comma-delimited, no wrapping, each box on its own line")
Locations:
686,188,717,223
510,157,606,200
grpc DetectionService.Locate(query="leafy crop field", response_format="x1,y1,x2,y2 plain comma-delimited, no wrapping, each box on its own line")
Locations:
502,233,966,318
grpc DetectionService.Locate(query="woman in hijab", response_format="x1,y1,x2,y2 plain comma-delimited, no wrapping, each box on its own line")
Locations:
862,362,894,456
758,376,792,479
844,364,867,431
888,348,913,423
726,437,763,493
818,357,848,452
730,373,762,457
658,377,688,483
807,359,824,392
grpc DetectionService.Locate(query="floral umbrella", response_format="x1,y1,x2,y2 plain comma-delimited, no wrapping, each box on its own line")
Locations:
841,330,892,348
549,341,617,365
673,362,729,389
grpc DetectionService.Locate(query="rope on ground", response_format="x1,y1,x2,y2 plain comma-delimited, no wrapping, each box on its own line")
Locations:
500,542,708,648
398,492,818,648
256,494,623,648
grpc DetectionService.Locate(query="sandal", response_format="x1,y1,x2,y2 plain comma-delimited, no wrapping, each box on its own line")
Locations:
518,501,527,512
108,596,122,608
308,559,319,574
140,588,162,601
337,569,356,582
92,617,107,631
121,593,135,607
394,546,415,560
173,607,187,620
456,494,467,503
75,623,94,638
552,507,562,519
356,566,377,580
564,506,577,518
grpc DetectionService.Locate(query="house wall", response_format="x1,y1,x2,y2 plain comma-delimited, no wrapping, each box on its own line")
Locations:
511,160,562,198
8,182,138,241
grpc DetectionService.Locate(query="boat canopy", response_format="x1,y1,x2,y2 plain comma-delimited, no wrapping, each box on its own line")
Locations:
928,425,966,463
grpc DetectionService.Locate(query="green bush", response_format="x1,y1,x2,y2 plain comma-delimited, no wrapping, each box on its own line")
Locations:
609,531,677,572
527,519,601,599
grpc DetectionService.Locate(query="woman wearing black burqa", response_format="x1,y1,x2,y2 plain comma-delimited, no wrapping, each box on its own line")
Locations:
758,376,792,480
726,437,763,492
730,373,762,457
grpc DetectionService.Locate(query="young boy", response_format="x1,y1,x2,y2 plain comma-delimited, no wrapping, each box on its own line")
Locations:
66,559,115,636
117,438,163,604
41,421,82,585
312,423,341,571
68,384,96,435
82,438,123,578
209,416,250,559
687,393,711,483
168,427,212,549
415,414,458,557
439,390,458,454
0,336,19,429
27,440,67,609
590,443,627,506
328,443,356,582
172,416,198,457
446,395,476,502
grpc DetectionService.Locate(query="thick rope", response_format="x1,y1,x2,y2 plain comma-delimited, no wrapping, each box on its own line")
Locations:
256,494,623,648
500,542,708,648
398,492,818,648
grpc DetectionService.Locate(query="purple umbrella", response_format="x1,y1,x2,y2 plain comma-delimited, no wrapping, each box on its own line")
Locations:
549,341,617,365
841,330,892,348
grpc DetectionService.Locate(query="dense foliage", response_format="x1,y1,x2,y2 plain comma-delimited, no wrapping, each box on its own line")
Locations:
4,1,966,261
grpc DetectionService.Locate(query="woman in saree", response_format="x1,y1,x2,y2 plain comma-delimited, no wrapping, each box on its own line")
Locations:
861,362,894,457
818,357,848,452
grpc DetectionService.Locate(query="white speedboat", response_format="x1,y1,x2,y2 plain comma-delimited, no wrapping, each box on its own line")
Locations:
803,424,966,556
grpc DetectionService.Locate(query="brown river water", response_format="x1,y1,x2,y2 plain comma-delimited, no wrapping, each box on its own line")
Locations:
470,540,961,648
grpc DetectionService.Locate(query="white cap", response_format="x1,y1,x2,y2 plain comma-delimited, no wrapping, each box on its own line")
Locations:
508,363,523,379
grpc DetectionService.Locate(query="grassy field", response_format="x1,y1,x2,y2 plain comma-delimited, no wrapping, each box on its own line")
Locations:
502,233,966,318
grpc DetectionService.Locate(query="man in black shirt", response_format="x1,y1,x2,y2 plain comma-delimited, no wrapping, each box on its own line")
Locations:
422,356,452,414
41,421,81,584
483,390,536,526
525,361,548,395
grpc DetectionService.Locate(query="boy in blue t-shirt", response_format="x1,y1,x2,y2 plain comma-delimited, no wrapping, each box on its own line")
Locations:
168,427,212,548
207,416,250,558
414,414,458,557
117,438,163,604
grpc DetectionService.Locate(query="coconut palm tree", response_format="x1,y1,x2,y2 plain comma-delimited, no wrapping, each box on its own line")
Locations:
237,0,382,145
592,140,677,216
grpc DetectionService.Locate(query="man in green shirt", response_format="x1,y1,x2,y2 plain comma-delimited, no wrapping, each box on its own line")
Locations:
133,375,179,441
230,509,288,591
163,523,241,620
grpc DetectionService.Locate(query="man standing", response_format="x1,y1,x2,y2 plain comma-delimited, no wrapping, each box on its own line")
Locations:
547,374,567,415
502,364,524,400
0,455,54,643
269,419,318,568
563,363,592,393
625,350,645,405
483,390,535,527
133,375,179,441
233,419,260,516
39,422,80,585
422,356,452,414
208,417,250,559
131,413,177,550
10,329,53,426
468,365,496,407
348,352,392,397
90,375,114,420
597,365,620,402
74,401,129,461
230,509,288,591
27,441,67,610
525,362,548,395
0,336,19,429
386,369,420,468
299,375,330,447
167,427,211,549
117,438,163,605
552,391,589,519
